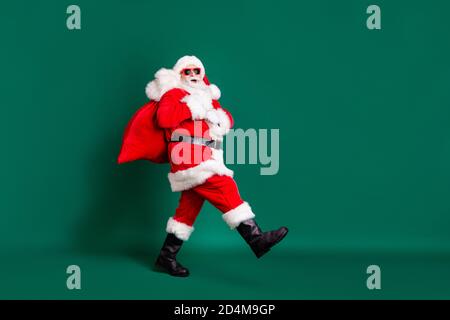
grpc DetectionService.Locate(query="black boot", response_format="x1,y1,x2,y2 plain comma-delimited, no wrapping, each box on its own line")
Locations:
155,233,189,277
236,219,288,258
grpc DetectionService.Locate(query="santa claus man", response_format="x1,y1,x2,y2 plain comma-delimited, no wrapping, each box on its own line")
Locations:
145,56,288,277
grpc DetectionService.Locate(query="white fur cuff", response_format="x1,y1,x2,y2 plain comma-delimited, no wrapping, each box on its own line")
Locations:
166,217,194,241
182,94,207,120
209,84,221,100
222,202,256,229
216,108,231,131
208,108,231,141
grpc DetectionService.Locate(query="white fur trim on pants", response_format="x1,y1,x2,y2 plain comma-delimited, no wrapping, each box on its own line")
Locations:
222,202,256,229
166,217,194,241
168,149,234,192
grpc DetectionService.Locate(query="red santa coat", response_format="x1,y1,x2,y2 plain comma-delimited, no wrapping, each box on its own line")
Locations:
146,68,235,192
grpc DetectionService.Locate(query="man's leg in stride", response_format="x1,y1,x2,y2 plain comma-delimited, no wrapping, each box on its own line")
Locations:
192,175,289,258
155,189,205,277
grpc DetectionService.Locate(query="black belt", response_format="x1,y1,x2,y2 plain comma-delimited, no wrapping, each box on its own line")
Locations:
170,133,223,150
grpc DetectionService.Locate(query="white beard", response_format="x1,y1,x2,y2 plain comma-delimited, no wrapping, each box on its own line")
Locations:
180,78,207,90
180,79,212,100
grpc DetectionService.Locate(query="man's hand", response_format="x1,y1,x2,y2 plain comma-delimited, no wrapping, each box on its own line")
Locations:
181,94,208,120
205,109,220,126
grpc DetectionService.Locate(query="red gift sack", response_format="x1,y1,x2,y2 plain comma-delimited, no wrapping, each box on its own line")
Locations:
117,101,168,164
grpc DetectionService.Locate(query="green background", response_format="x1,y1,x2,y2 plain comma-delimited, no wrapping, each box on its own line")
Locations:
1,0,450,299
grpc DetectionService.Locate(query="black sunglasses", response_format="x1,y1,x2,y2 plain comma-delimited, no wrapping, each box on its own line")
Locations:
181,68,201,76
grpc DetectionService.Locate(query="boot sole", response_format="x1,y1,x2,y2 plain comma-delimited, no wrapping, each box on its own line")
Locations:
154,260,190,277
256,227,289,258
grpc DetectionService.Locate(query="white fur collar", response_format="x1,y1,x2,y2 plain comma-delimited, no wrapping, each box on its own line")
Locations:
145,68,221,101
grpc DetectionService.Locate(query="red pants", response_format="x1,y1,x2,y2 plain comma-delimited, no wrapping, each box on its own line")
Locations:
166,175,256,240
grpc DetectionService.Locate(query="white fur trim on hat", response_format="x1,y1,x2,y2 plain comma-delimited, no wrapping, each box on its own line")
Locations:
168,149,234,192
173,55,205,77
166,217,194,241
222,202,256,229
